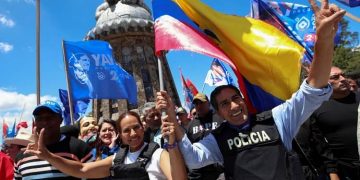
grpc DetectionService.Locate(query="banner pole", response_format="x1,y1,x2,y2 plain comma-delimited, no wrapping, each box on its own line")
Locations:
158,51,169,143
36,0,41,105
62,40,75,125
158,56,165,92
201,82,206,93
317,0,360,23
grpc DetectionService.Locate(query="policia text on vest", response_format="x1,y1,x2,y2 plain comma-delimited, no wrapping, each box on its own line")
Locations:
227,130,271,150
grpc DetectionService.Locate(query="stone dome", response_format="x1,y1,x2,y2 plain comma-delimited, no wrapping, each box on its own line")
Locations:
93,0,153,35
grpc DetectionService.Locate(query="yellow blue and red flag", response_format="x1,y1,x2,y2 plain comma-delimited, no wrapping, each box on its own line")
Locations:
153,0,305,113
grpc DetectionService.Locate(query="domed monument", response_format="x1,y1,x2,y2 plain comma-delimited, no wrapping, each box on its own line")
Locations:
88,0,180,121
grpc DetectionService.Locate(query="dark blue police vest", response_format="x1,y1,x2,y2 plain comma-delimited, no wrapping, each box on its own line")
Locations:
110,142,159,180
212,111,304,180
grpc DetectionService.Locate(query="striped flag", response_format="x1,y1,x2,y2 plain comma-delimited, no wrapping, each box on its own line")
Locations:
185,78,199,97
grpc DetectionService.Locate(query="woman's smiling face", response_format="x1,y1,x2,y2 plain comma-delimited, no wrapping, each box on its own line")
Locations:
120,115,145,152
99,122,116,145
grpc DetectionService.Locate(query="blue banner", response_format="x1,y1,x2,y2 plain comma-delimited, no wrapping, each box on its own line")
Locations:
337,0,360,7
63,40,137,105
59,89,90,125
6,120,16,138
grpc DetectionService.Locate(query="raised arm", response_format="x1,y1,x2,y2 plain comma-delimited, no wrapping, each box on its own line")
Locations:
25,128,112,179
306,0,346,88
156,91,223,169
156,91,185,141
160,116,187,180
272,0,345,150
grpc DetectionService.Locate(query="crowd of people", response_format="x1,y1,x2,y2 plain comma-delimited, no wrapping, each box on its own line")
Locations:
1,0,359,179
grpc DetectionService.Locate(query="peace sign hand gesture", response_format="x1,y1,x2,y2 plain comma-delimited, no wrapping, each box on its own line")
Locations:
24,127,51,160
308,0,346,40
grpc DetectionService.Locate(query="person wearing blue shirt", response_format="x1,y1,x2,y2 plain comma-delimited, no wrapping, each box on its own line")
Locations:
157,0,346,179
91,119,120,161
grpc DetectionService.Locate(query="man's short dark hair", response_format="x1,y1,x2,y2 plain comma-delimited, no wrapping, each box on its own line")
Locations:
210,84,241,111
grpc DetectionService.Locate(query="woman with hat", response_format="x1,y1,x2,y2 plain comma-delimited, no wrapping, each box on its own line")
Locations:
4,128,34,161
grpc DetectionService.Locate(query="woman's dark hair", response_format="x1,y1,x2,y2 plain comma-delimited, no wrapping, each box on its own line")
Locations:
117,111,143,132
95,119,120,160
210,84,242,111
98,119,118,135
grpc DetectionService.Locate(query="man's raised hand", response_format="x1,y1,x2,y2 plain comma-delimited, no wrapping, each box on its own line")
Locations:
156,91,177,123
308,0,346,40
24,127,50,159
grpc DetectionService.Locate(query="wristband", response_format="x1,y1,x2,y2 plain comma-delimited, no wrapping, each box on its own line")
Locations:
163,142,177,150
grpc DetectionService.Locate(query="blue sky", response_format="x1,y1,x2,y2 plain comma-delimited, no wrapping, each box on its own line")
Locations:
0,0,359,127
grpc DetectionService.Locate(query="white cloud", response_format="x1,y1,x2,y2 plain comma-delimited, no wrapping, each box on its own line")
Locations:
0,89,58,128
0,14,15,27
0,42,14,53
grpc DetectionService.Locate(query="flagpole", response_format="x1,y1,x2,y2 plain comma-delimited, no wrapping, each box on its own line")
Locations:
158,55,165,92
158,51,169,143
18,103,26,122
12,119,16,137
345,11,360,23
201,83,206,93
317,0,360,23
62,40,75,125
36,0,40,105
201,61,212,93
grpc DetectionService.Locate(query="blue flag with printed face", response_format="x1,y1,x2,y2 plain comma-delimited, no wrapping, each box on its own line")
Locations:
59,89,90,125
63,40,137,105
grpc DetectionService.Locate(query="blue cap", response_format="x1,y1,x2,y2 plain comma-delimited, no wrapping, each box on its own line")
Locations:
33,100,62,116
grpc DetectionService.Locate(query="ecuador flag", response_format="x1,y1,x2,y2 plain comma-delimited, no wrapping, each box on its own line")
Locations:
153,0,305,113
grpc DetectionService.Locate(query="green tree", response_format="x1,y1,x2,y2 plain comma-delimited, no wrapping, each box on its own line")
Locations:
333,19,360,73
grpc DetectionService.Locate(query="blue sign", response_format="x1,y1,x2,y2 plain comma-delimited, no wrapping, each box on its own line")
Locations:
59,89,90,125
63,40,137,105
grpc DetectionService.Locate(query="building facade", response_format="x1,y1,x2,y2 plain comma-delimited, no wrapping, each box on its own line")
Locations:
88,0,180,121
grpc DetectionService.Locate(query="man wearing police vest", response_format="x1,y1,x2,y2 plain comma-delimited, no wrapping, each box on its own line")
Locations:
157,0,346,179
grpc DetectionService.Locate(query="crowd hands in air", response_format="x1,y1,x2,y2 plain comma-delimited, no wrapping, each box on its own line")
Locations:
3,0,360,180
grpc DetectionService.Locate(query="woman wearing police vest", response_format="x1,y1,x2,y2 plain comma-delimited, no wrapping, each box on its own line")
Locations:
25,111,187,180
